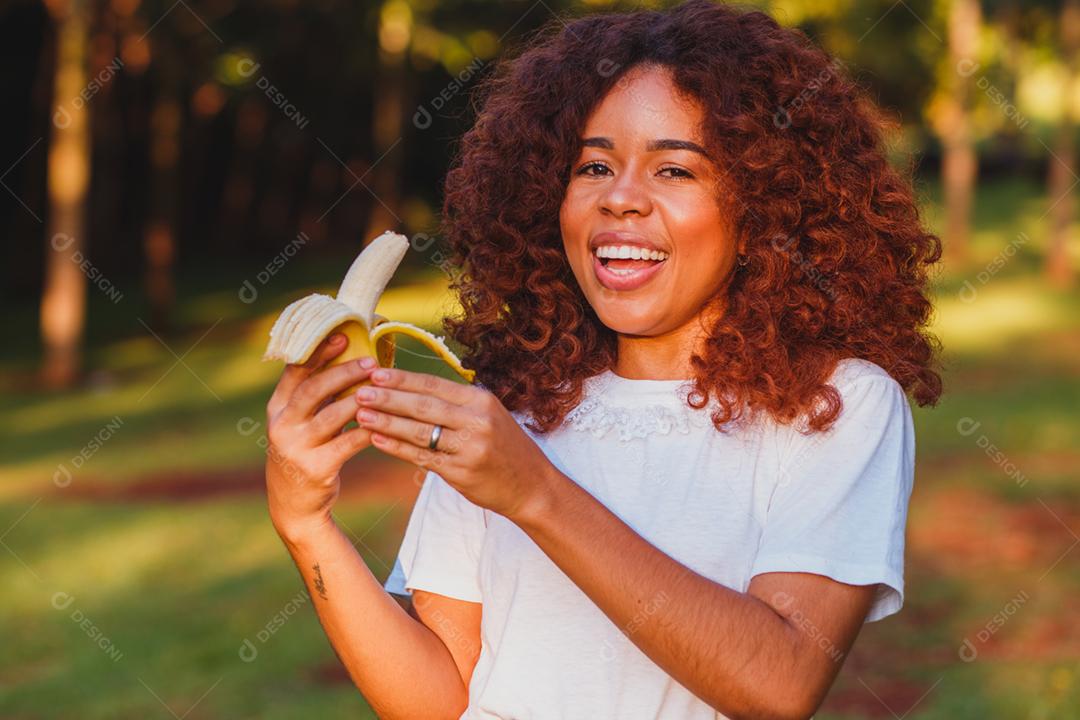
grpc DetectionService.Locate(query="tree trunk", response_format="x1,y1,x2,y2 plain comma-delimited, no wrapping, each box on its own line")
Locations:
940,0,981,268
363,3,410,240
40,0,90,389
144,85,181,331
1048,0,1080,289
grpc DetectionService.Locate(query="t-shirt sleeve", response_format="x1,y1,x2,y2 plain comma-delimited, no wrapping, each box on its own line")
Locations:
749,372,915,623
382,469,486,603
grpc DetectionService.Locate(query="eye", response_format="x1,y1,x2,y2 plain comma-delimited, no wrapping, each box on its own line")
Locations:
659,166,695,180
576,161,611,176
573,161,695,179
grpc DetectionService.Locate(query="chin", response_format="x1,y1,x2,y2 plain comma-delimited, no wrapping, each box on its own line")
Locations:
592,301,662,336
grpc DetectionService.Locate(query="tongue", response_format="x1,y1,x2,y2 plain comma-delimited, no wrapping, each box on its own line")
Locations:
606,258,659,271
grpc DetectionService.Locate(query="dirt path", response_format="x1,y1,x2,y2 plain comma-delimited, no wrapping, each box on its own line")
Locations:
51,452,423,506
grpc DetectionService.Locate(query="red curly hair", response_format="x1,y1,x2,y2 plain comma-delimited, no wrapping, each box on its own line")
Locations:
439,0,943,435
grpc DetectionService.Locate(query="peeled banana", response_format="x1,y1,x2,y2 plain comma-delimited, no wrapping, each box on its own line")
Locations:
263,230,476,396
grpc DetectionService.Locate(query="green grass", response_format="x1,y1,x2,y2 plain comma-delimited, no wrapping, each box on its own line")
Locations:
2,177,1079,718
1,500,398,719
0,251,470,718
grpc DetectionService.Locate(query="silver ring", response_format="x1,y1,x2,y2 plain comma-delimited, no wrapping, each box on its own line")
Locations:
427,423,443,451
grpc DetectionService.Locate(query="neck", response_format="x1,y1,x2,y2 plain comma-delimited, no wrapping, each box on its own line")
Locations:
613,296,725,380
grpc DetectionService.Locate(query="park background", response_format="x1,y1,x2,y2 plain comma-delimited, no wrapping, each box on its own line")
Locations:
1,0,1078,717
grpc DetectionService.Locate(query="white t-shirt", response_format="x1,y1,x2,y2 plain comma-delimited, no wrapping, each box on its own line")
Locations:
383,357,915,719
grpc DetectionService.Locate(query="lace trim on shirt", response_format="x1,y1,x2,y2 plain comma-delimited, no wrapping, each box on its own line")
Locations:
563,394,715,442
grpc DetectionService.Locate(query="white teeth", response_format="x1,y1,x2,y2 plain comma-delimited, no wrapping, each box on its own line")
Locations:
594,244,669,261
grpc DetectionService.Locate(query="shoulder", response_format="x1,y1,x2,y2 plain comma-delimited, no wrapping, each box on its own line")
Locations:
825,358,911,425
782,358,911,450
509,408,536,432
824,358,909,422
773,359,915,488
828,357,900,392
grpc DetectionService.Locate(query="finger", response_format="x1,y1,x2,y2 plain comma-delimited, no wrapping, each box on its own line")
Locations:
355,406,456,453
284,358,375,422
310,394,364,443
355,385,470,431
367,367,476,406
268,333,348,417
368,431,449,473
319,425,375,466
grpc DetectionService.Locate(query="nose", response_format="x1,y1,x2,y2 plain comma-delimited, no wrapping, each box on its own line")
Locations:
599,165,652,217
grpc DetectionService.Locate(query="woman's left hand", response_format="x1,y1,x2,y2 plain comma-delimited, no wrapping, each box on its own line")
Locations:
353,362,554,520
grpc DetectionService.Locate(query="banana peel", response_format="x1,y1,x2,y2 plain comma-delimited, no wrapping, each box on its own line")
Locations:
262,230,475,398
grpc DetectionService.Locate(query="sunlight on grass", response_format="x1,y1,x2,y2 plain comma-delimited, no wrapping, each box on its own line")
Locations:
5,502,284,613
0,274,470,497
930,278,1074,352
1,498,387,719
375,277,464,326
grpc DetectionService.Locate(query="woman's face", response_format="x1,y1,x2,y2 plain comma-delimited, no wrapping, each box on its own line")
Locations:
560,64,739,338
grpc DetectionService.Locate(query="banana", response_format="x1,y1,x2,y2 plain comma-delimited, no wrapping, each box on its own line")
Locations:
262,230,475,396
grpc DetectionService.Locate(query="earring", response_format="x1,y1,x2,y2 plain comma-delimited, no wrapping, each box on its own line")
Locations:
736,254,749,266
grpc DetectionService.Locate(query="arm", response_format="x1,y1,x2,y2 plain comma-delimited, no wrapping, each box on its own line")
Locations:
264,337,480,719
509,466,874,720
411,589,484,687
277,521,473,720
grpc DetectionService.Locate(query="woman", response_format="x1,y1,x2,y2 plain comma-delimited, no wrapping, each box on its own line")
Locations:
263,1,942,718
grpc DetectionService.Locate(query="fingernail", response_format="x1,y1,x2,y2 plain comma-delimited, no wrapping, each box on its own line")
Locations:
356,387,375,401
359,356,376,368
357,409,377,423
372,369,389,382
329,333,344,344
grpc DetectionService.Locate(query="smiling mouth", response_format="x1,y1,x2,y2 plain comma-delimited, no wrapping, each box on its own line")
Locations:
598,256,665,274
592,245,669,273
592,251,669,291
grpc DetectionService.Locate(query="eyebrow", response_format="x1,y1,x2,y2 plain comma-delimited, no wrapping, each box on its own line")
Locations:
582,136,711,158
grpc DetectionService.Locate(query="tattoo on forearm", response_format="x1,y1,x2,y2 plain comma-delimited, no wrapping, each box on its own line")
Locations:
312,563,328,600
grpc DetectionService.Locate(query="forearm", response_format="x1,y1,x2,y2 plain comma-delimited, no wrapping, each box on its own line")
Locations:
277,517,468,719
511,469,811,720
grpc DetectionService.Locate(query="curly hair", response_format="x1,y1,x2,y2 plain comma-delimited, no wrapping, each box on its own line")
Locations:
439,0,943,435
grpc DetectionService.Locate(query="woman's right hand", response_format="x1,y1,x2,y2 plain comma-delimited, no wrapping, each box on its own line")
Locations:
264,333,376,543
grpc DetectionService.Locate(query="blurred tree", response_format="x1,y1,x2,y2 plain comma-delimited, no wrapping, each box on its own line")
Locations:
143,7,182,331
40,0,90,389
1047,0,1079,288
363,0,414,242
934,0,982,266
989,1,1026,168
